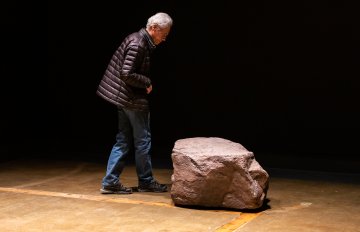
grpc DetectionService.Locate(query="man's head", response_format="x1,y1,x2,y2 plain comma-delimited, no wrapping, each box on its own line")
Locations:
146,12,173,45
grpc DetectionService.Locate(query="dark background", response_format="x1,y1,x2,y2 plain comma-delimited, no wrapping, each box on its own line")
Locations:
1,1,359,172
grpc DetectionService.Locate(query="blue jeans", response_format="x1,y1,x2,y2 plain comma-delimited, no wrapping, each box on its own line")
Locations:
102,108,154,187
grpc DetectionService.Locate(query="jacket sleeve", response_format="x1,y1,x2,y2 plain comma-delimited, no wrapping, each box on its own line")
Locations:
119,45,151,88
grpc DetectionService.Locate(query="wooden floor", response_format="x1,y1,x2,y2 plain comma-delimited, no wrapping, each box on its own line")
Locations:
0,158,359,232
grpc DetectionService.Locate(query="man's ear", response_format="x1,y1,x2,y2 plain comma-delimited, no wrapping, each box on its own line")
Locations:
151,24,160,31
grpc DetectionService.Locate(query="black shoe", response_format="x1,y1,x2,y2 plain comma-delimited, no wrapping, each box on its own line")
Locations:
100,183,132,194
138,180,168,193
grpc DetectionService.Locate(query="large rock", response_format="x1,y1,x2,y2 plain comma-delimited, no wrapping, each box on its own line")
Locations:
170,137,269,210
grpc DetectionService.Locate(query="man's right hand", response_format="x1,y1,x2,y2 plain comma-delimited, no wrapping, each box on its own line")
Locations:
146,85,153,94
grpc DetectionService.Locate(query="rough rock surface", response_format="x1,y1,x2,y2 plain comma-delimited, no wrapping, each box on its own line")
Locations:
170,137,269,209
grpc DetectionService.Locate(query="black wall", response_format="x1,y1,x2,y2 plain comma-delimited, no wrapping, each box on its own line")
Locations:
1,1,359,172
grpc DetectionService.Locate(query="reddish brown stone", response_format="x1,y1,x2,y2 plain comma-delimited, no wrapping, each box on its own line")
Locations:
170,137,269,209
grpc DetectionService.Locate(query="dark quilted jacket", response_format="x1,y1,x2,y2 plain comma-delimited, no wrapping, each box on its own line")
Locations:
96,28,156,112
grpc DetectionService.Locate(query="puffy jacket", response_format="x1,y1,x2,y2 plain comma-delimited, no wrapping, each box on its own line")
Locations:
96,28,156,112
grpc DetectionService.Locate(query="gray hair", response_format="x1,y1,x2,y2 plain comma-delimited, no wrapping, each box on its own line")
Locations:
146,12,173,29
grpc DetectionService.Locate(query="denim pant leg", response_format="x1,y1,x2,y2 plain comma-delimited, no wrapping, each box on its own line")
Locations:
102,108,132,187
123,108,154,185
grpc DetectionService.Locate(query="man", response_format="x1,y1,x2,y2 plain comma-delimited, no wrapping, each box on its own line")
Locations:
96,12,173,194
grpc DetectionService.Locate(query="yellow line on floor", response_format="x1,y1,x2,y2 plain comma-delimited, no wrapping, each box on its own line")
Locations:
0,187,173,208
0,186,261,230
215,213,261,232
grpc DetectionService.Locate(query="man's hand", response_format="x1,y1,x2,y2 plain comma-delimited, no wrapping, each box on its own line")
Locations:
146,84,153,94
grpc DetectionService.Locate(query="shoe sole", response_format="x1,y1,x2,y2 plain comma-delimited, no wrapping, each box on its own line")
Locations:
100,188,132,194
137,188,167,193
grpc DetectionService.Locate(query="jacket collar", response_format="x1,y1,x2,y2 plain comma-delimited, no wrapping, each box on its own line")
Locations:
140,28,156,50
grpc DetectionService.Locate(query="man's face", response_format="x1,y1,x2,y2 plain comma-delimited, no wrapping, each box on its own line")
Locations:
152,26,171,45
